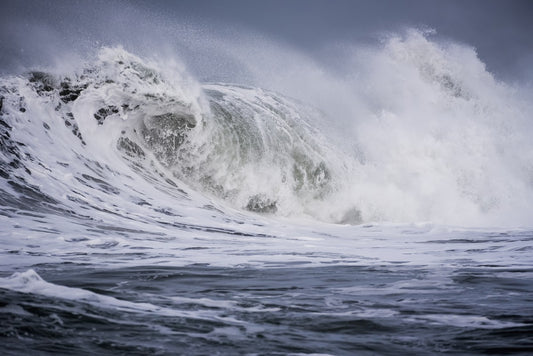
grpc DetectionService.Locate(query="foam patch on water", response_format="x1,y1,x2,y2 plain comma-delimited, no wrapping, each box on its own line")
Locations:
0,270,236,322
407,314,528,329
1,270,163,312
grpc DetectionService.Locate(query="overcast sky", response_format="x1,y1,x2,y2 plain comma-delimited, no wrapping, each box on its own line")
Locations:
2,0,532,81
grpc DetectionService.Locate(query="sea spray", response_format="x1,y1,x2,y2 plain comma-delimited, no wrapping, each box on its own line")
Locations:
1,31,533,226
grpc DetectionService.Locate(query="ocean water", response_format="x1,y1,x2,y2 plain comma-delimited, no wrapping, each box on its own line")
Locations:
1,31,533,355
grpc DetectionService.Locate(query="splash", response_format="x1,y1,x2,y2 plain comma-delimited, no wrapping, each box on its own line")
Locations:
1,30,532,226
339,30,533,225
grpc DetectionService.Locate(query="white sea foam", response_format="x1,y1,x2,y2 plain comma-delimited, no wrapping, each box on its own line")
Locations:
406,313,528,329
0,269,259,326
4,35,533,227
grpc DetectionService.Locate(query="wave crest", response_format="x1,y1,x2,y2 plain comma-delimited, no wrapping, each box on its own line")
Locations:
1,35,533,226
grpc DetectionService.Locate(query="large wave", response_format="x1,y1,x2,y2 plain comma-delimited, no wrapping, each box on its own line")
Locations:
1,30,532,226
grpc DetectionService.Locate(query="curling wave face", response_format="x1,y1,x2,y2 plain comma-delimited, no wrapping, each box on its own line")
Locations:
0,47,352,224
1,31,533,226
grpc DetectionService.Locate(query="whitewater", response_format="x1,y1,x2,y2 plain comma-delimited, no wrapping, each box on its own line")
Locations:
1,30,532,355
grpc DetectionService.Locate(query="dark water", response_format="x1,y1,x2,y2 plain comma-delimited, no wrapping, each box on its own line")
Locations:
2,264,532,355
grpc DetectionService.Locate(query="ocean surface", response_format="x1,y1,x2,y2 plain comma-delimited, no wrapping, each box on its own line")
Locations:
1,33,533,355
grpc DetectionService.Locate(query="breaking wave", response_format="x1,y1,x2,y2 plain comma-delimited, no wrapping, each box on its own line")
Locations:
1,30,532,226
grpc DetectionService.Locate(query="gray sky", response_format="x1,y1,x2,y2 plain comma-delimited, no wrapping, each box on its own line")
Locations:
2,0,532,81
